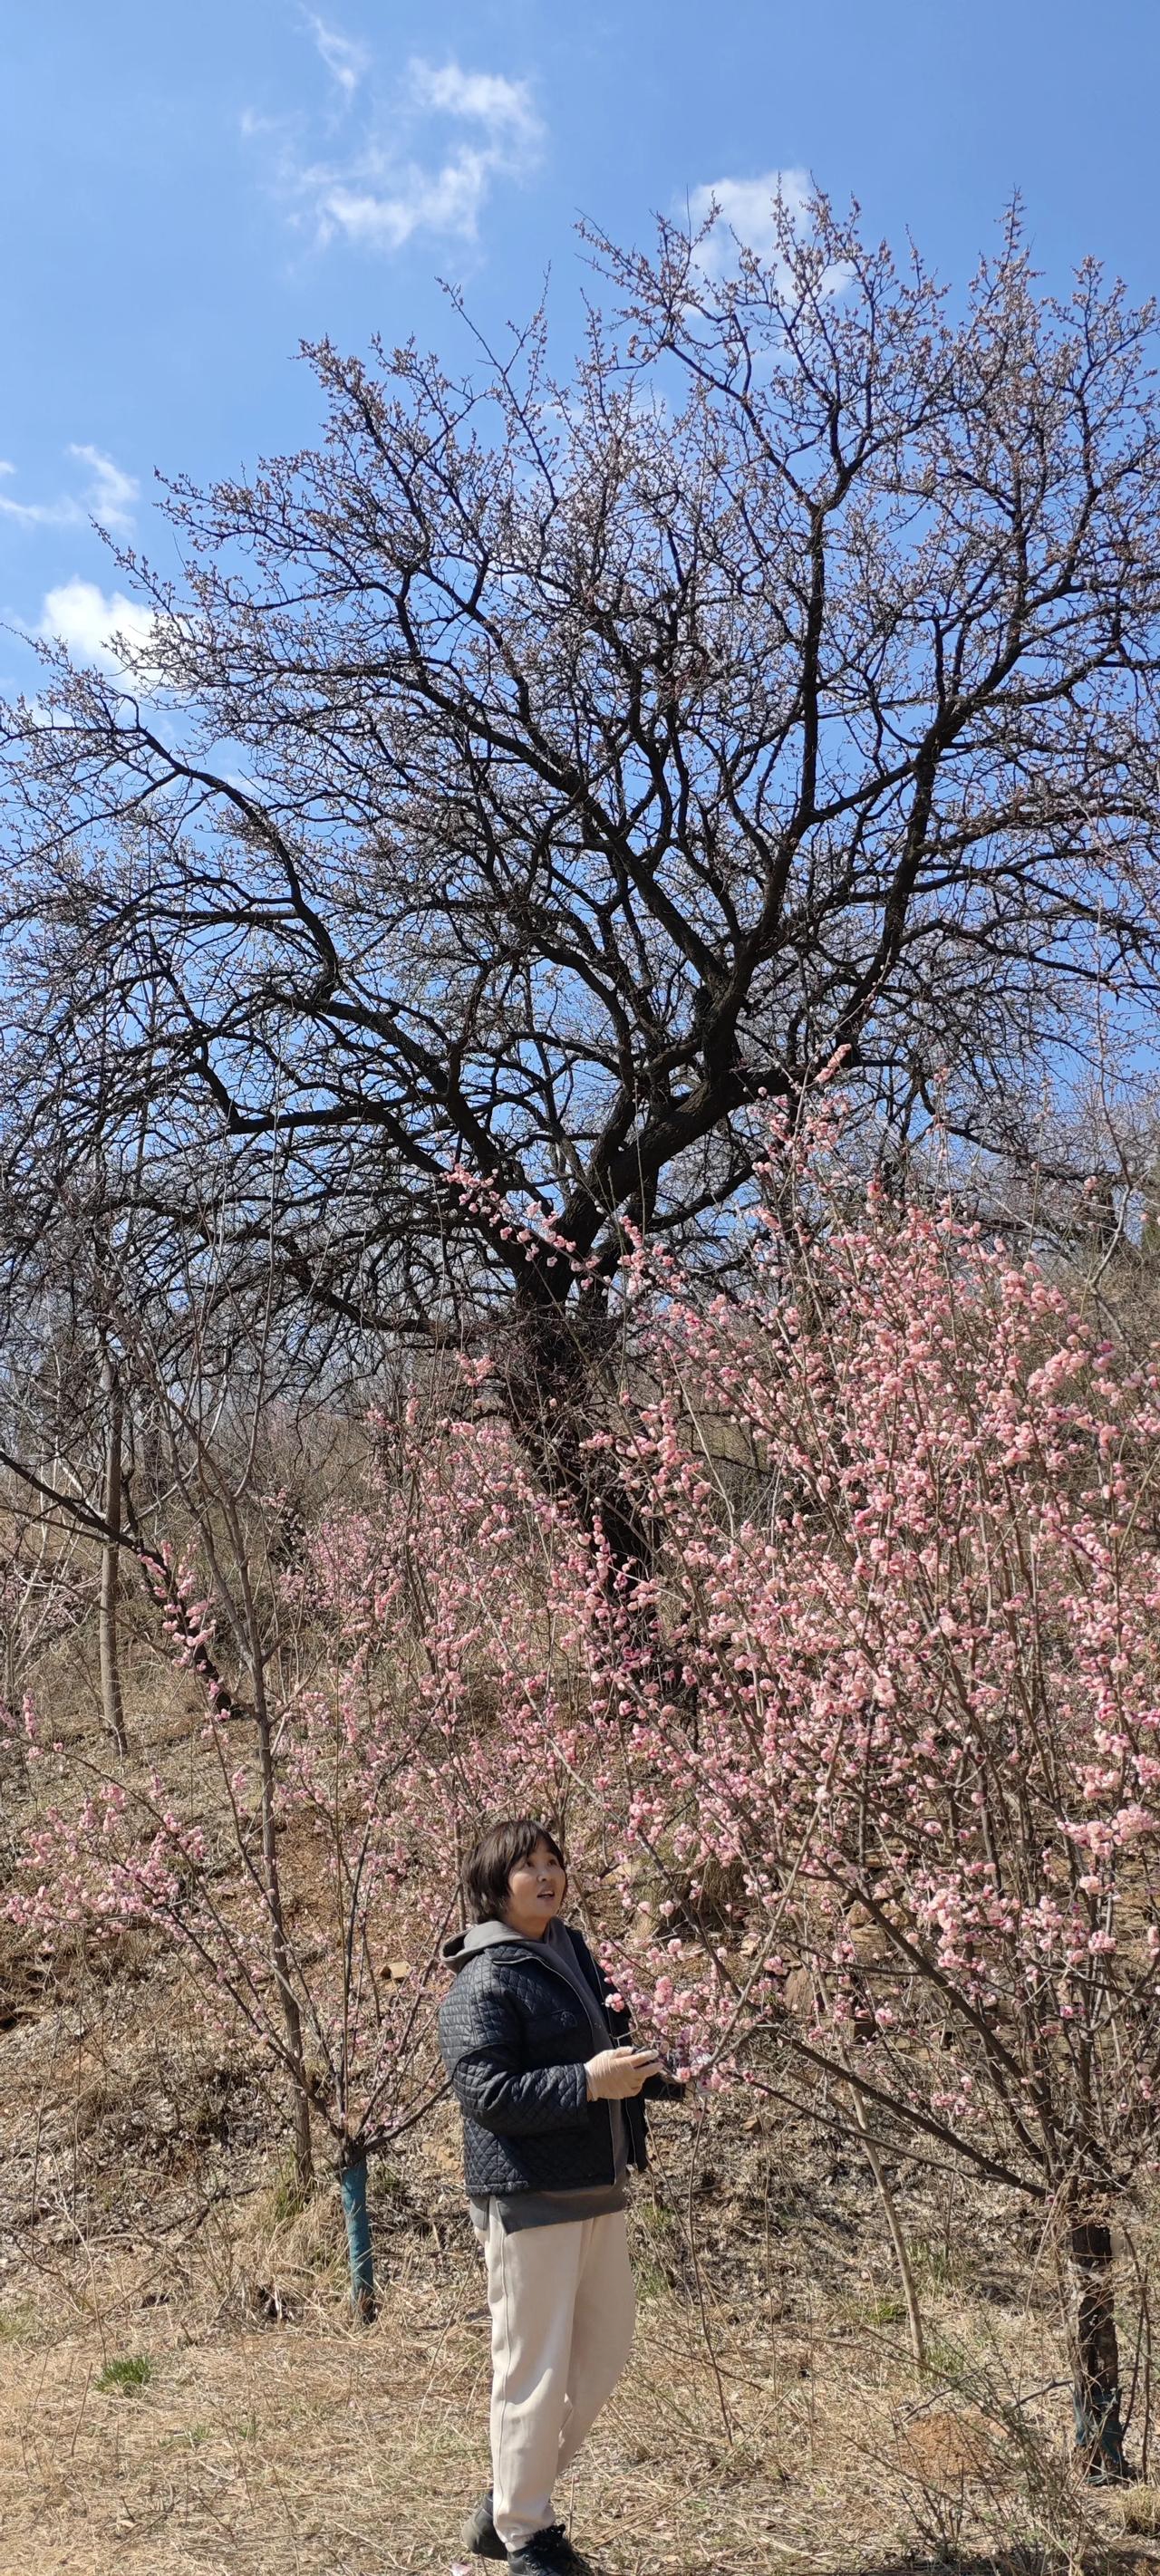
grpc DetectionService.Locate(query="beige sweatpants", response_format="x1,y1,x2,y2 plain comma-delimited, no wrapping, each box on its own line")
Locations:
482,2206,637,2551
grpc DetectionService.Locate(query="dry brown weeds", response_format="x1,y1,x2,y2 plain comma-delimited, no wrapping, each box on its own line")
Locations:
2,2180,1157,2576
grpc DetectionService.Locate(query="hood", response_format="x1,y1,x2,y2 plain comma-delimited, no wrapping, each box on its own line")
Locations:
441,1918,538,1973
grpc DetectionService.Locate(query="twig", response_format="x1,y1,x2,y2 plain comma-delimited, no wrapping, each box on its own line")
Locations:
684,2104,734,2445
848,2077,925,2373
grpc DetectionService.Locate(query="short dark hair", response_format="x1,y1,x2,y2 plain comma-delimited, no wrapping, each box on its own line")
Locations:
464,1817,567,1924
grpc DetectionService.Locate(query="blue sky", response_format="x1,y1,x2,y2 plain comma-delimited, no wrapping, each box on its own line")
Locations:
2,0,1159,682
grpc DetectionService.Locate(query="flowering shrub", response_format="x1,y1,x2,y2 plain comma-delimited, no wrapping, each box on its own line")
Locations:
5,1433,608,2184
566,1125,1160,2469
5,1532,453,2182
584,1154,1160,2206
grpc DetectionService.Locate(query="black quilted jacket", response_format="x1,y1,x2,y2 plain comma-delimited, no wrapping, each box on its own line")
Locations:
438,1917,682,2200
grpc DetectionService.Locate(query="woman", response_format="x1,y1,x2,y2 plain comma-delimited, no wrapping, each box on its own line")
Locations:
439,1816,684,2575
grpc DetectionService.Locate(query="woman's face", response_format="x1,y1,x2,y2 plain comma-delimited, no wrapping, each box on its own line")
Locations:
501,1834,566,1939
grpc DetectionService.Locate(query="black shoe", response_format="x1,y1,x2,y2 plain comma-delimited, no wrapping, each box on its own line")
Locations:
507,2526,591,2576
460,2491,508,2560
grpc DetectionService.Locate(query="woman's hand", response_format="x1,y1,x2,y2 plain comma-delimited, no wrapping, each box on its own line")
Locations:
585,2045,663,2100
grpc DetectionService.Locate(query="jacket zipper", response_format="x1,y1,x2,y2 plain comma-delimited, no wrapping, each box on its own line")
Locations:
494,1939,620,2185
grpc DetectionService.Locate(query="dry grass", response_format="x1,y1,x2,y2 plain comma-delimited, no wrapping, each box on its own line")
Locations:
0,2284,778,2576
2,2176,1156,2576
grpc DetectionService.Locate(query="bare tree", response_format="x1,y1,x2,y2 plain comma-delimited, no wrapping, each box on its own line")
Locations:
5,196,1160,1543
94,1324,128,1757
0,1232,139,1751
0,1482,85,1739
0,1204,341,2196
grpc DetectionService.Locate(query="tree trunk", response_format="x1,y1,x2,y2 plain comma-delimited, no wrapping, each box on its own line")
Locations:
97,1345,129,1759
503,1286,659,1576
1068,2202,1131,2478
235,1529,314,2196
255,1681,314,2192
2,1626,27,1784
502,1284,699,1734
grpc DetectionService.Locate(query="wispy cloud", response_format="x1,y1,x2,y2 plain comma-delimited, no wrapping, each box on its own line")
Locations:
306,11,369,101
39,577,158,677
66,446,139,535
246,39,544,258
687,169,813,276
409,61,538,131
0,445,139,536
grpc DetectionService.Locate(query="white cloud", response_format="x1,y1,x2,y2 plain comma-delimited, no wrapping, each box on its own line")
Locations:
0,445,139,535
247,48,544,258
307,13,369,100
409,60,539,141
65,445,139,535
687,169,813,276
317,147,498,253
39,578,158,679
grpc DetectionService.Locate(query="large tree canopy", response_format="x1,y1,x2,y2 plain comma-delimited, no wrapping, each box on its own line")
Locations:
3,196,1160,1456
